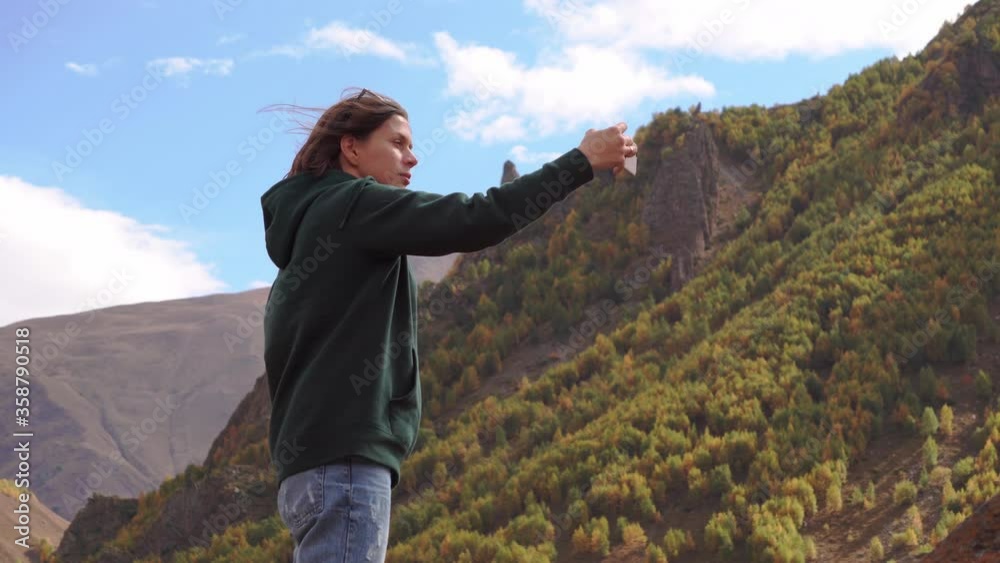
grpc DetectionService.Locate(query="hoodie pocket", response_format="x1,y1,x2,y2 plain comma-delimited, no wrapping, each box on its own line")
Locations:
388,348,421,456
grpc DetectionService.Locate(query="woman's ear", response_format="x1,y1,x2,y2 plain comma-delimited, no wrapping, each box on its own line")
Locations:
340,135,359,167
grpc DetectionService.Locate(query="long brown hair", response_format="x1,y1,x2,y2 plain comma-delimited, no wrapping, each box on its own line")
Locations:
260,87,408,180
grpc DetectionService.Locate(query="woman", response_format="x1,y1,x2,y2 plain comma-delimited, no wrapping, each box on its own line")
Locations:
260,87,638,562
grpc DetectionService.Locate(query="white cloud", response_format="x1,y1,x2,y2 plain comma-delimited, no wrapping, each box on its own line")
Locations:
251,44,308,59
65,62,98,77
433,31,714,142
306,21,409,61
254,20,435,66
0,176,227,327
217,33,246,45
481,116,527,144
65,57,125,77
432,0,966,144
524,0,969,61
509,145,562,165
146,57,235,81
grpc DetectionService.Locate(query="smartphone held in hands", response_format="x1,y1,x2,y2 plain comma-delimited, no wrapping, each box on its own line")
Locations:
624,155,637,175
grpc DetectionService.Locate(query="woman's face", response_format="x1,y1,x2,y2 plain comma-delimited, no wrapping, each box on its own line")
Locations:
342,114,418,188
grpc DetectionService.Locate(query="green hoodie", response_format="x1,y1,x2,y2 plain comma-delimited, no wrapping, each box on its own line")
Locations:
260,147,594,488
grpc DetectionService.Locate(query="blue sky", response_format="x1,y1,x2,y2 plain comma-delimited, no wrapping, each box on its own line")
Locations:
0,0,970,325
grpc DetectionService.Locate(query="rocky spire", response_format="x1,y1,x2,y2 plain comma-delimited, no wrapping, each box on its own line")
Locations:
501,160,520,184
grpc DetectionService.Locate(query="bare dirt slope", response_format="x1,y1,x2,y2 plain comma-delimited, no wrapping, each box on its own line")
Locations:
0,481,69,562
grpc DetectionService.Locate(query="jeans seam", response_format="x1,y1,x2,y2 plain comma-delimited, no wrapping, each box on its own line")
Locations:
318,464,326,523
342,458,354,563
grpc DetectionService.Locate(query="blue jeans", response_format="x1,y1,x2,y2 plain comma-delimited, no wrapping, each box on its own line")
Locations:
278,456,392,562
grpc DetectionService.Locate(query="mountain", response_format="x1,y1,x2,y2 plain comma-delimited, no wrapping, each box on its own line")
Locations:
54,1,1000,561
0,480,69,562
0,257,455,523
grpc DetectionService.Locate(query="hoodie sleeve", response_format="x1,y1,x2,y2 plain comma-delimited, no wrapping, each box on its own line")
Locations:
333,148,594,257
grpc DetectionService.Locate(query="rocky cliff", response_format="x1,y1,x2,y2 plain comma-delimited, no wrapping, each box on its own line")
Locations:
640,122,720,292
55,376,275,563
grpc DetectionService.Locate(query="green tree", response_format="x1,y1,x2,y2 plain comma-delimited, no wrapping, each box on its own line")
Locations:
974,369,993,400
869,536,884,562
710,464,734,495
704,511,739,557
921,406,939,436
865,481,877,509
978,441,998,472
894,479,917,505
662,528,694,558
952,456,975,487
826,482,843,512
940,404,954,436
923,436,939,467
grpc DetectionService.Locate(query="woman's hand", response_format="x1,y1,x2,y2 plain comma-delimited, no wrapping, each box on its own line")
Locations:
577,122,638,176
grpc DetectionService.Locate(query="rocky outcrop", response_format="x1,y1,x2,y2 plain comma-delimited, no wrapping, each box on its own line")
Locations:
899,1,1000,126
501,160,520,184
640,122,720,291
80,466,275,563
925,2,999,116
55,495,137,562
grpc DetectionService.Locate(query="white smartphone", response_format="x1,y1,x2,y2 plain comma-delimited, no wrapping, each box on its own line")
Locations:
624,155,637,175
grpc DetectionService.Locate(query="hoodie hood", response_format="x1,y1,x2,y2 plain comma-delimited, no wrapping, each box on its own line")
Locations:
260,170,366,269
